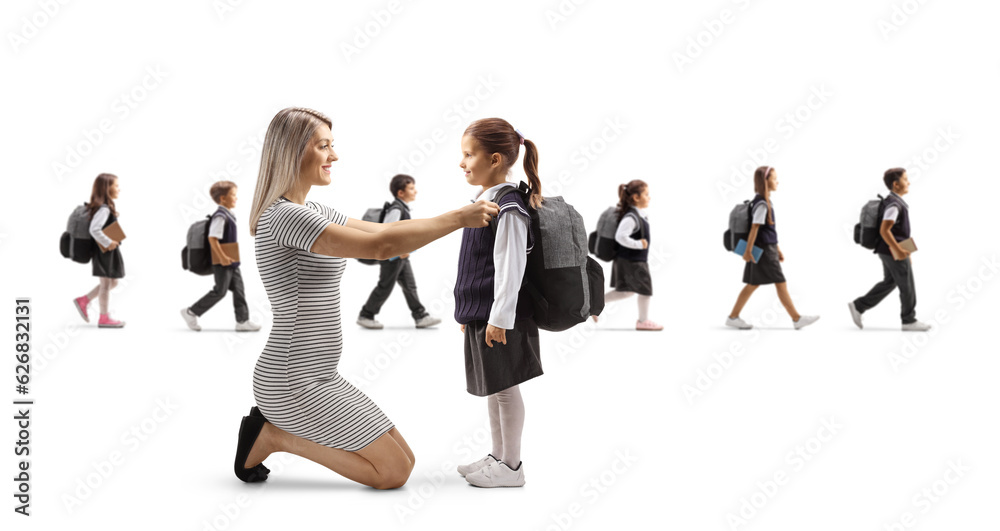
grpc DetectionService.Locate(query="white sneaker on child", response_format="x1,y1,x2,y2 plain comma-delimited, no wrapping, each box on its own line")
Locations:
901,321,932,332
465,460,525,488
357,316,384,329
457,454,498,478
725,316,753,329
181,308,201,331
236,320,261,332
793,315,820,330
414,315,442,329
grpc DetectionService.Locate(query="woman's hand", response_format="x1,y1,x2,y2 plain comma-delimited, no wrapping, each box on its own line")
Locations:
459,200,500,228
640,239,649,249
485,324,507,348
107,241,119,251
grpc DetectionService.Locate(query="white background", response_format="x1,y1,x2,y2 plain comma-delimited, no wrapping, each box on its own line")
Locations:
3,0,999,529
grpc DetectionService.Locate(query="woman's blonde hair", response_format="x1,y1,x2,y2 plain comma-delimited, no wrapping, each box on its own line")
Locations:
248,107,332,235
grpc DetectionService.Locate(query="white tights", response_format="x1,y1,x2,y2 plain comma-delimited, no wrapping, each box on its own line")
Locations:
488,385,524,467
604,290,651,322
84,278,119,315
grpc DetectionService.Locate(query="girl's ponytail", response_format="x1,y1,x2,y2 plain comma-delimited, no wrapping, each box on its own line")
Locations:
616,180,647,222
522,138,542,208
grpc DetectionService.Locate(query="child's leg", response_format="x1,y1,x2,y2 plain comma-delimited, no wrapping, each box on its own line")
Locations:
360,260,403,318
396,260,428,319
637,295,651,322
774,282,801,321
85,284,100,301
190,266,230,316
729,284,758,318
98,277,113,314
229,267,250,322
853,255,898,313
604,290,634,303
488,394,503,458
495,385,524,466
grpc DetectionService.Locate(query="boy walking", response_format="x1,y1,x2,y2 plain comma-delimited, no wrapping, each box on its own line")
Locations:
357,174,441,329
182,181,261,332
848,168,931,331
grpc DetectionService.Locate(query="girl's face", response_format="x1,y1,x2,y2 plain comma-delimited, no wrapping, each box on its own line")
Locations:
632,187,651,209
220,187,238,209
109,179,120,200
460,135,502,188
299,124,338,186
398,182,417,202
767,170,779,192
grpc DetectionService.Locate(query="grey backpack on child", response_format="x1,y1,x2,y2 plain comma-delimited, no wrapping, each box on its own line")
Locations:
59,203,94,264
357,202,393,265
492,182,605,332
588,207,645,262
854,195,885,250
181,215,214,275
723,200,752,251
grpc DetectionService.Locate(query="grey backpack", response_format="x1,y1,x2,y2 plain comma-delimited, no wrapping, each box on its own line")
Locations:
357,201,393,265
854,195,885,250
181,215,213,275
59,203,94,264
588,207,644,262
723,200,752,251
491,182,605,332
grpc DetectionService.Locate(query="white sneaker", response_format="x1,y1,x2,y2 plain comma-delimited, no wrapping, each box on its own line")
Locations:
357,316,383,329
465,460,525,488
725,316,753,329
236,320,261,332
181,308,201,331
794,315,820,330
847,302,863,329
457,454,498,478
902,321,932,332
415,315,441,329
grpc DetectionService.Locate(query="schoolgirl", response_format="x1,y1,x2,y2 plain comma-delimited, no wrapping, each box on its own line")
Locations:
72,173,125,328
726,166,818,330
602,179,663,330
454,118,543,488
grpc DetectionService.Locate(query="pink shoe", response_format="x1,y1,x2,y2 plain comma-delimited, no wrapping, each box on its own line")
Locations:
98,314,125,328
73,296,90,323
636,319,663,331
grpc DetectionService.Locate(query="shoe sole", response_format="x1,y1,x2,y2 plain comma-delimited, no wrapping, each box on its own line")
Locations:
847,303,863,329
98,324,125,328
73,300,89,323
466,480,525,488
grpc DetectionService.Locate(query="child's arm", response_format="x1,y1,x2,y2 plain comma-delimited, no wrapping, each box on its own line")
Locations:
88,206,115,250
879,219,909,259
208,215,232,265
614,215,645,250
485,213,529,346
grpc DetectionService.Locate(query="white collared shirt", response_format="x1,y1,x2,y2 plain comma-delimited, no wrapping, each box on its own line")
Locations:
883,191,905,222
209,205,235,240
89,205,113,248
615,207,648,249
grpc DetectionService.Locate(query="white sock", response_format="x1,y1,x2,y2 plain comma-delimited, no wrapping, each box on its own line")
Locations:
637,295,651,322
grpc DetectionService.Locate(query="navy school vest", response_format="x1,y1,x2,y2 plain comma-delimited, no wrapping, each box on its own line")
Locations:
616,208,651,262
750,194,777,245
212,206,240,268
874,194,911,256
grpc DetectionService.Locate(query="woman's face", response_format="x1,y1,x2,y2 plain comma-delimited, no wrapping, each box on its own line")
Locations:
632,187,651,208
459,135,500,187
109,178,120,200
299,124,338,186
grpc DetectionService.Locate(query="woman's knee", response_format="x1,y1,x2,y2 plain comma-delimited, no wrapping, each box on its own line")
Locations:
373,463,412,490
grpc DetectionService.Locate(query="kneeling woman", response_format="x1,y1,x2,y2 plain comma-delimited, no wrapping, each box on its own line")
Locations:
234,107,498,489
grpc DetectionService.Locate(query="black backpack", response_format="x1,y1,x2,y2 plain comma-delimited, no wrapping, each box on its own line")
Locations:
491,182,605,332
357,201,396,265
181,215,214,275
60,203,94,264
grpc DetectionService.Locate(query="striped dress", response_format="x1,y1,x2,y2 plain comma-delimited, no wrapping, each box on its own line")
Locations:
252,196,394,451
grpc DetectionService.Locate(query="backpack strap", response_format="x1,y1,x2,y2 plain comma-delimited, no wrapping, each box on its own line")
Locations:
378,201,393,223
625,207,645,241
489,182,531,236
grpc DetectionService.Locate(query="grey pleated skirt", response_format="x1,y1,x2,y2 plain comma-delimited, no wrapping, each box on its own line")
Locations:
610,258,653,296
92,246,125,279
742,243,785,285
464,318,543,397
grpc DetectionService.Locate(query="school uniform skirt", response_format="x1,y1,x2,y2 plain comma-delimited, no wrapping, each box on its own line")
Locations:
610,258,653,296
742,243,785,285
464,318,543,397
92,246,125,279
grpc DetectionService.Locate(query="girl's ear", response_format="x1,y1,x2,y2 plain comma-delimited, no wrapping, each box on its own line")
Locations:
491,153,502,168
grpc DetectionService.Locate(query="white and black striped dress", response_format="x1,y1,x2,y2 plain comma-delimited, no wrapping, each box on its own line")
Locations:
252,196,394,451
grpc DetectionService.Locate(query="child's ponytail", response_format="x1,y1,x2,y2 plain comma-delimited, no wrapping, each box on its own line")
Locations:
616,180,647,222
522,138,542,209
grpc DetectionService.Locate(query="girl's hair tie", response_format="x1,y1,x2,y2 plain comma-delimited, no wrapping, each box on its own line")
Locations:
515,128,525,145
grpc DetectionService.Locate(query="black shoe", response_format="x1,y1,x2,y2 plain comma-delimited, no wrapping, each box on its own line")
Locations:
234,415,270,482
248,406,267,421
